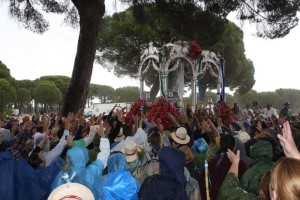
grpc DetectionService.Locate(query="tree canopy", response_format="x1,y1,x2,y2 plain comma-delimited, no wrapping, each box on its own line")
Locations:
32,81,62,106
125,0,300,39
97,5,255,96
0,78,16,115
115,86,140,103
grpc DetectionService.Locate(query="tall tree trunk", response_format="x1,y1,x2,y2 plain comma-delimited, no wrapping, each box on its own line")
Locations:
62,0,105,116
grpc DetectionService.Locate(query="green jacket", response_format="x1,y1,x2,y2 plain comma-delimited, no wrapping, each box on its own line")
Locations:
241,140,273,195
218,173,264,200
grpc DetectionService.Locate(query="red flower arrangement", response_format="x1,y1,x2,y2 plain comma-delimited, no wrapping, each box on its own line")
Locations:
124,98,144,125
215,101,237,126
188,41,203,59
146,97,179,129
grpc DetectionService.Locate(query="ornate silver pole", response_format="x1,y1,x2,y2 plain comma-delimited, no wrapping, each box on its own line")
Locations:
191,77,197,112
139,77,144,99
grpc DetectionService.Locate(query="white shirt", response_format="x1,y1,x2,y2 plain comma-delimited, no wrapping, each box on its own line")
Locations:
263,108,277,118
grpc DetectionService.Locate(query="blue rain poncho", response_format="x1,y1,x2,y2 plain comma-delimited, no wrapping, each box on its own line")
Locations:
93,152,138,200
0,151,48,200
51,138,110,192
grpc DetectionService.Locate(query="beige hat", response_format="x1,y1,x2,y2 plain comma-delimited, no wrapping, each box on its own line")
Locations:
114,127,125,142
235,130,251,143
121,141,142,163
171,127,190,145
48,183,94,200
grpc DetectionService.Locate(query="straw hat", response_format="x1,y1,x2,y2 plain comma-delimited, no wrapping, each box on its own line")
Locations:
121,141,142,163
170,127,190,145
179,145,195,164
48,183,94,200
114,127,125,142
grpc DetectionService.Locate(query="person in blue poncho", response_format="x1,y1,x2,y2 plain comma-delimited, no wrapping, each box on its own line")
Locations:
0,122,49,200
51,121,110,194
139,147,188,200
93,152,139,200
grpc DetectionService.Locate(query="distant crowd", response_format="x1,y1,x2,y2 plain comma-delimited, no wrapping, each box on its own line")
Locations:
0,100,300,200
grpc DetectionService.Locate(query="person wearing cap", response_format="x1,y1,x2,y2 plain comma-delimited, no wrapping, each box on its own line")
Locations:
139,147,188,200
279,101,292,118
93,152,139,200
51,120,110,194
122,141,147,187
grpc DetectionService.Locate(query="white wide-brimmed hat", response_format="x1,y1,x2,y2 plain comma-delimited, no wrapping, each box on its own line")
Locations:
114,127,125,142
48,183,94,200
171,127,190,145
121,141,142,163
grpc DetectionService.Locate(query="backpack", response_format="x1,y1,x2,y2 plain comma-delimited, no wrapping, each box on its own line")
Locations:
143,152,160,177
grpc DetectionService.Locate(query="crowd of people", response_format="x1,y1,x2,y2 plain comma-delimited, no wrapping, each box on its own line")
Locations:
0,100,300,200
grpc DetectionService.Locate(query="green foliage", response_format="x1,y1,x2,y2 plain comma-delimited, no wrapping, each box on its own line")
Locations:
38,75,71,97
15,88,32,114
211,22,255,94
32,81,62,105
0,78,16,115
115,86,140,102
129,0,300,38
89,84,115,103
0,61,12,80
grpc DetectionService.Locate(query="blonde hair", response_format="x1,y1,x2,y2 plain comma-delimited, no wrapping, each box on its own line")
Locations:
270,157,300,200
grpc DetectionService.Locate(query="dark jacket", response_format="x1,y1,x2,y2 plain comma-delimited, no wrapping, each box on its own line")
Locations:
139,147,188,200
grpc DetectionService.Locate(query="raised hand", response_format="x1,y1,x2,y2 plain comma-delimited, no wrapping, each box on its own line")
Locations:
180,112,188,124
66,135,75,147
89,115,95,126
43,119,51,133
38,134,49,148
96,122,105,138
227,149,240,164
64,113,74,130
278,121,300,159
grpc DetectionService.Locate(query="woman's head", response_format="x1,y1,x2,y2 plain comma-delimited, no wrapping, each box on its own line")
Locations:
269,157,300,200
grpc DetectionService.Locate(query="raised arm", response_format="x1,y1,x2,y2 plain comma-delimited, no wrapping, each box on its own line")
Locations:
278,121,300,160
96,122,110,168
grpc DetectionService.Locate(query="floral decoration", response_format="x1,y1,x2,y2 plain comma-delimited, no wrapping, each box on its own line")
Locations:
215,101,237,126
188,41,202,59
146,97,179,129
124,98,144,125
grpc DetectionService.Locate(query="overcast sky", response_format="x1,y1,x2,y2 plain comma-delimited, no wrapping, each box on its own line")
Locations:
0,2,299,93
